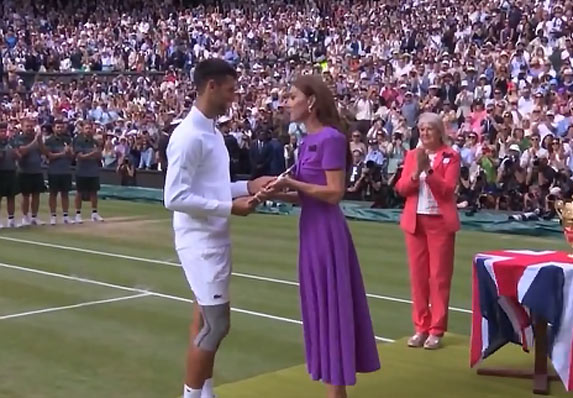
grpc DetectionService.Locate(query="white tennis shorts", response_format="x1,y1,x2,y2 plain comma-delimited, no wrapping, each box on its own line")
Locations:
177,245,232,306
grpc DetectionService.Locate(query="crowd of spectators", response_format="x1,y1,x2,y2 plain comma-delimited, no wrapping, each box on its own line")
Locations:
2,0,573,215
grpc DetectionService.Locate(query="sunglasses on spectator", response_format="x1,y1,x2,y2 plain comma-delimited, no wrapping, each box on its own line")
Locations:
531,137,540,141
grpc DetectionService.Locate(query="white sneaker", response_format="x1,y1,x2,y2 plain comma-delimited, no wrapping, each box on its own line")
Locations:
75,214,83,224
21,216,31,227
0,223,4,229
50,216,57,226
7,219,16,228
63,216,74,225
91,213,104,222
31,217,45,226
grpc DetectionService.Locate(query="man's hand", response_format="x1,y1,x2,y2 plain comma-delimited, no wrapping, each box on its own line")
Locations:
231,196,257,217
248,176,276,195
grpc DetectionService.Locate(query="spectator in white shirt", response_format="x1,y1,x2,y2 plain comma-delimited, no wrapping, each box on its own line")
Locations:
518,87,534,117
354,88,374,135
520,133,548,171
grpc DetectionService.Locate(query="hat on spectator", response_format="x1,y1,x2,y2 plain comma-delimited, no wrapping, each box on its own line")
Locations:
509,144,521,153
218,115,231,124
461,80,468,87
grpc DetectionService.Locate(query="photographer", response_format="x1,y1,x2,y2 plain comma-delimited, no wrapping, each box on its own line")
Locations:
456,166,474,209
351,160,389,208
117,156,136,186
496,144,527,210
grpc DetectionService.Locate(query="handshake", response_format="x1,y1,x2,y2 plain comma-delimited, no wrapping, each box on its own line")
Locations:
231,168,294,216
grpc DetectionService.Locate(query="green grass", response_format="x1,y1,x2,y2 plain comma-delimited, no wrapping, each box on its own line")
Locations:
216,334,570,398
0,198,569,398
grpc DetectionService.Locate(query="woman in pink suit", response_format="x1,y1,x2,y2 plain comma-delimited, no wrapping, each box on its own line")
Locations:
395,112,460,350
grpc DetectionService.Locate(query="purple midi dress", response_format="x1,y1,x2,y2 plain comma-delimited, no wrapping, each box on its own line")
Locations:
294,126,381,386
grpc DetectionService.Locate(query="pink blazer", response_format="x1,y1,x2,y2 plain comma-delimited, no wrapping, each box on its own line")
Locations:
395,145,461,235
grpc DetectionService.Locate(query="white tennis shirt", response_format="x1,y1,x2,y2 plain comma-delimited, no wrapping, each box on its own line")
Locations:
164,106,249,250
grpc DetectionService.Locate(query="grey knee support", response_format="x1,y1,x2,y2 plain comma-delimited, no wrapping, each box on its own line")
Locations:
194,303,230,352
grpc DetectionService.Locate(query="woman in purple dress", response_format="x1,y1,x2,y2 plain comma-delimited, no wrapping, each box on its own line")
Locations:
265,75,380,398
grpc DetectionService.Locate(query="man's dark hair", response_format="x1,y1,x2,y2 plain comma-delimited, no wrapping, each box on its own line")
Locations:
193,59,237,93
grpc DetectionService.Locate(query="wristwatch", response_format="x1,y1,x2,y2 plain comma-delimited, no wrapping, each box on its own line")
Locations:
427,168,434,176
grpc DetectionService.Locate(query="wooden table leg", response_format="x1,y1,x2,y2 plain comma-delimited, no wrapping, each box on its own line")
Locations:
476,316,559,395
533,316,549,395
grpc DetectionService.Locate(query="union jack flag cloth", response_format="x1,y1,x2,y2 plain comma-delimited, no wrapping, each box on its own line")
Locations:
470,250,573,391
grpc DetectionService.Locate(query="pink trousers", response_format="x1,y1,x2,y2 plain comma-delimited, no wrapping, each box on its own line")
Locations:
404,214,456,336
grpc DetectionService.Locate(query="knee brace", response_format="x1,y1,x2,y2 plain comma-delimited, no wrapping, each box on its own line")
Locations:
194,304,230,352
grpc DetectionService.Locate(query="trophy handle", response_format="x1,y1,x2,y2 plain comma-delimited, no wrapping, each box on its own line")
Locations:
555,200,565,220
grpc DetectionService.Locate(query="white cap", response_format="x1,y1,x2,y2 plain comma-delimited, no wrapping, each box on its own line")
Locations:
509,144,521,153
461,80,468,86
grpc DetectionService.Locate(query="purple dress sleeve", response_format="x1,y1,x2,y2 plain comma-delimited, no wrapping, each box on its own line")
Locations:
321,131,347,171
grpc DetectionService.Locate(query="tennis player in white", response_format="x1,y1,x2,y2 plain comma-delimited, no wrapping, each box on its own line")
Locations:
164,59,271,398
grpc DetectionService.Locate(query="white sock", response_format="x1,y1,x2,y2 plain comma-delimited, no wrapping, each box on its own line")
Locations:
201,378,214,398
183,385,202,398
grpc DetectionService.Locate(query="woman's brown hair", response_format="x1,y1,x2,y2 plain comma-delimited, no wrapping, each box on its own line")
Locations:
292,74,351,167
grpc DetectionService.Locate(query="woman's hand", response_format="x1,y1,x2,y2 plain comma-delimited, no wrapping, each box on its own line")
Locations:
247,176,294,206
415,148,431,174
265,175,294,192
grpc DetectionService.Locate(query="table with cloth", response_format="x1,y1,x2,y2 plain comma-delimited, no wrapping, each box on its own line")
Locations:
470,250,573,394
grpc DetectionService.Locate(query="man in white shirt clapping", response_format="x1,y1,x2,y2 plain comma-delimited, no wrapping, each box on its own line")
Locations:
164,59,271,398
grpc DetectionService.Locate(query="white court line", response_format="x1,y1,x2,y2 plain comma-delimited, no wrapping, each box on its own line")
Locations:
0,236,472,314
0,261,395,343
0,293,150,320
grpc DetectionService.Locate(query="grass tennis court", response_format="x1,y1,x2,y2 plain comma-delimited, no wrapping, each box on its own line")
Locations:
0,198,570,398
